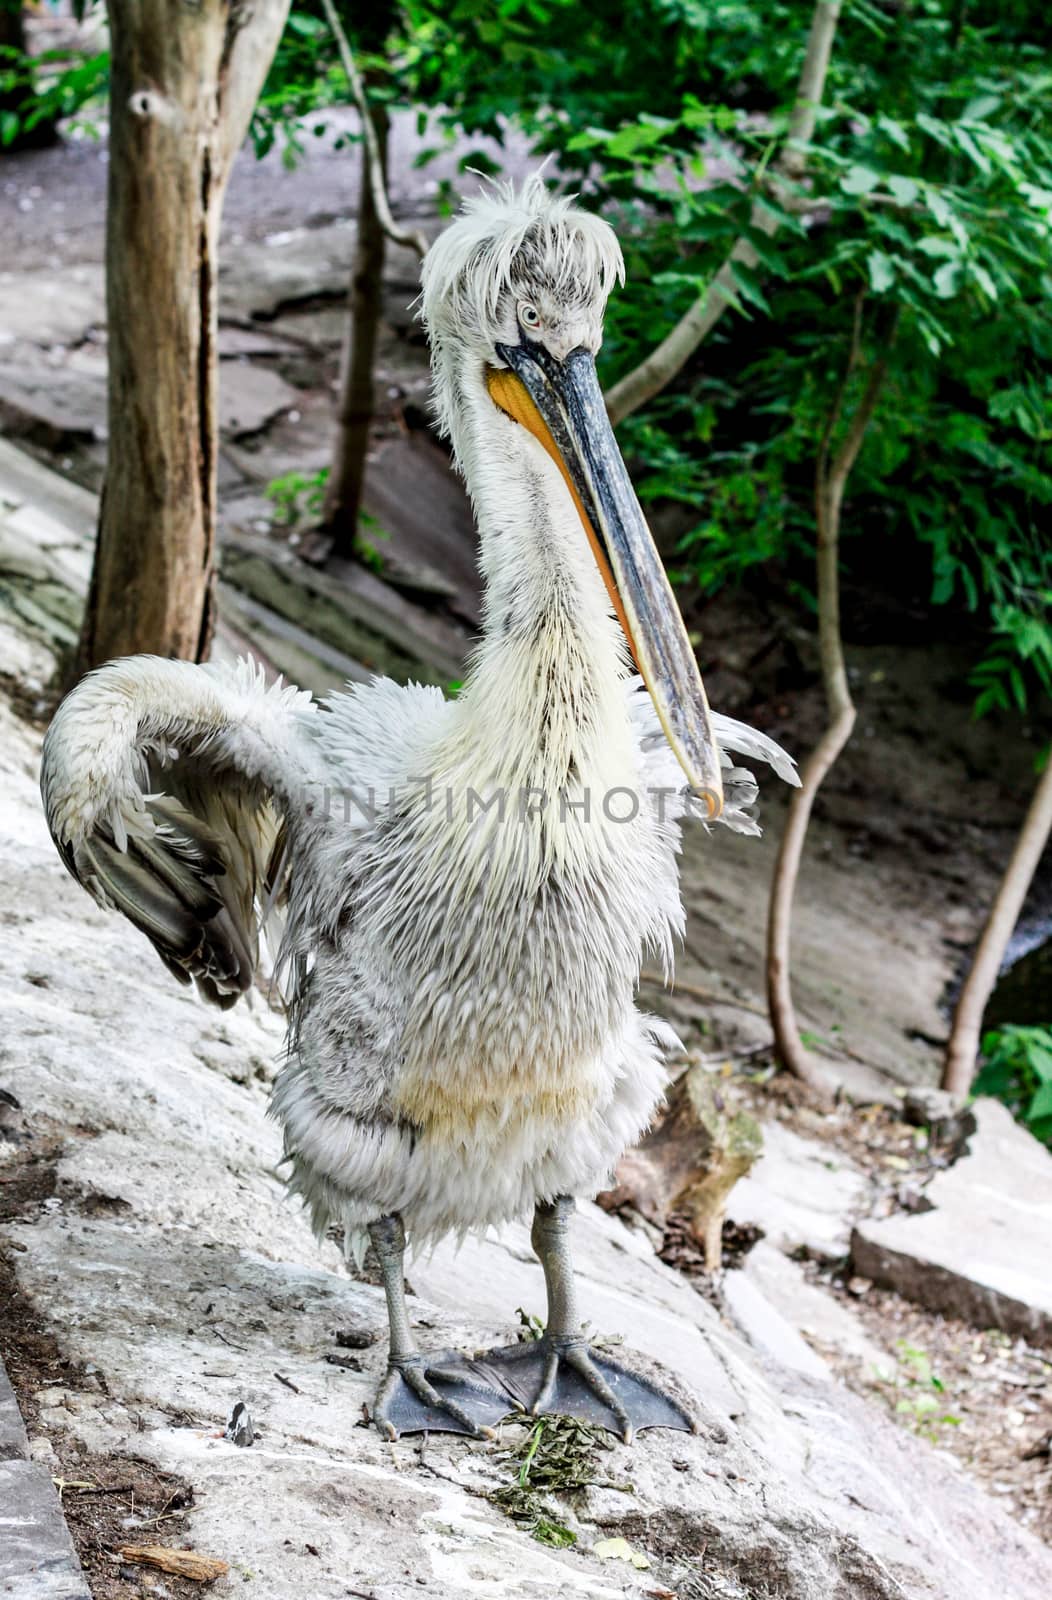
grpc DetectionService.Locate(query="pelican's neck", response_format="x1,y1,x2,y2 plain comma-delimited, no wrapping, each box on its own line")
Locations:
448,366,634,789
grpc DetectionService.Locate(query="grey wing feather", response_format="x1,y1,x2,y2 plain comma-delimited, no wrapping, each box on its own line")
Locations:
626,677,799,835
708,711,802,788
41,655,318,1010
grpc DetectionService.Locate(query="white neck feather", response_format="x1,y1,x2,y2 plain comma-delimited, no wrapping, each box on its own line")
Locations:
445,361,635,796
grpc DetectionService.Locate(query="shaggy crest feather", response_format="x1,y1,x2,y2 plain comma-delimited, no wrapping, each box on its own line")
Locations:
421,171,624,337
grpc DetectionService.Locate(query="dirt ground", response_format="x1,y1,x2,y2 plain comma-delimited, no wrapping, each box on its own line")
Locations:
816,1274,1052,1543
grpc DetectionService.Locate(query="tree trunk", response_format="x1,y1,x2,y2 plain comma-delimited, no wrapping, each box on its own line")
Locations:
323,105,390,557
75,0,290,677
765,306,896,1099
943,757,1052,1095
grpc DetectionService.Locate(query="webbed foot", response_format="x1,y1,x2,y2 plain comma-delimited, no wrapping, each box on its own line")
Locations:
472,1335,695,1443
370,1350,514,1440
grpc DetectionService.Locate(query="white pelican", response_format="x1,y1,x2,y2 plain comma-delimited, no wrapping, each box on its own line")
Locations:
41,176,798,1442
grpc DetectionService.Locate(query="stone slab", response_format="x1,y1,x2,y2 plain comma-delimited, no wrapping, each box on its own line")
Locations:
361,431,483,627
727,1119,870,1260
852,1097,1052,1344
219,360,299,438
740,1240,891,1379
0,364,105,447
0,1458,91,1599
721,1262,831,1381
0,1360,29,1461
0,268,104,347
219,221,358,320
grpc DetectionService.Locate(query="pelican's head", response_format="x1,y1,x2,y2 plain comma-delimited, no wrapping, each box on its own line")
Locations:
421,175,723,813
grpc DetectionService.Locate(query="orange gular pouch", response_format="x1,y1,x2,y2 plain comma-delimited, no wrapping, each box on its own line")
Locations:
485,365,639,668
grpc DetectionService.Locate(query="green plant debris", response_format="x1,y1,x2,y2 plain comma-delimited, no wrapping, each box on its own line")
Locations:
356,510,390,573
888,1340,962,1439
515,1307,545,1342
489,1414,630,1548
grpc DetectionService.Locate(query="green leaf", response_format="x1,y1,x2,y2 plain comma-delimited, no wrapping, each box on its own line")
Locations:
1027,1081,1052,1123
933,261,962,298
877,115,911,152
887,175,919,207
867,251,896,292
916,236,958,259
728,260,771,315
1027,1047,1052,1084
604,121,666,160
971,262,998,301
955,126,991,176
840,165,881,196
962,95,1002,122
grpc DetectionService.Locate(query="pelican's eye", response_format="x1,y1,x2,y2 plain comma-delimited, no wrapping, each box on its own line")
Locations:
518,302,542,331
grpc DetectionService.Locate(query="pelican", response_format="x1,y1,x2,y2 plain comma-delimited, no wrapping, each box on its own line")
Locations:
40,176,798,1442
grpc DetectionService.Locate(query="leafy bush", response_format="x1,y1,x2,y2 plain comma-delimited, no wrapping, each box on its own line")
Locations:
973,1025,1052,1146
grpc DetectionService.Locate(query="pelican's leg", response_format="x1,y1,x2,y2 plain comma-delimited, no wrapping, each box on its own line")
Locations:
367,1214,510,1440
474,1197,695,1441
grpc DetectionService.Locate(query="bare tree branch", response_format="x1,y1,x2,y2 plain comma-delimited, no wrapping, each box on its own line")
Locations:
319,0,428,259
943,757,1052,1095
604,0,843,426
765,303,898,1099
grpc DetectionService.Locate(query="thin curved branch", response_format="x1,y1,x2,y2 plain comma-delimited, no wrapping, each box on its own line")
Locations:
943,756,1052,1096
319,0,428,259
605,0,843,426
765,307,898,1099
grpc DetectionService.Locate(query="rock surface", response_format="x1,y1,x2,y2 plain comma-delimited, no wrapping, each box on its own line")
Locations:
726,1120,870,1260
0,1458,92,1599
733,1240,891,1378
2,692,1052,1598
1,1283,92,1597
0,1361,29,1461
852,1098,1052,1344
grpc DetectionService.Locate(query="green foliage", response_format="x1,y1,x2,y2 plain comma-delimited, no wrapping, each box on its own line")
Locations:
973,1026,1052,1147
502,0,1052,720
0,43,107,147
515,1306,546,1342
252,3,398,165
264,468,389,570
265,467,329,528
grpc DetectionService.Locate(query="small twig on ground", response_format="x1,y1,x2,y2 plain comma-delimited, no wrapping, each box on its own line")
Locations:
274,1371,301,1394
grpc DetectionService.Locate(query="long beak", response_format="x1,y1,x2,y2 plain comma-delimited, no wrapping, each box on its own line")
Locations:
489,341,723,815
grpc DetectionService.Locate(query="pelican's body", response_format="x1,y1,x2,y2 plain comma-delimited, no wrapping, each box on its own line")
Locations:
41,178,797,1439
